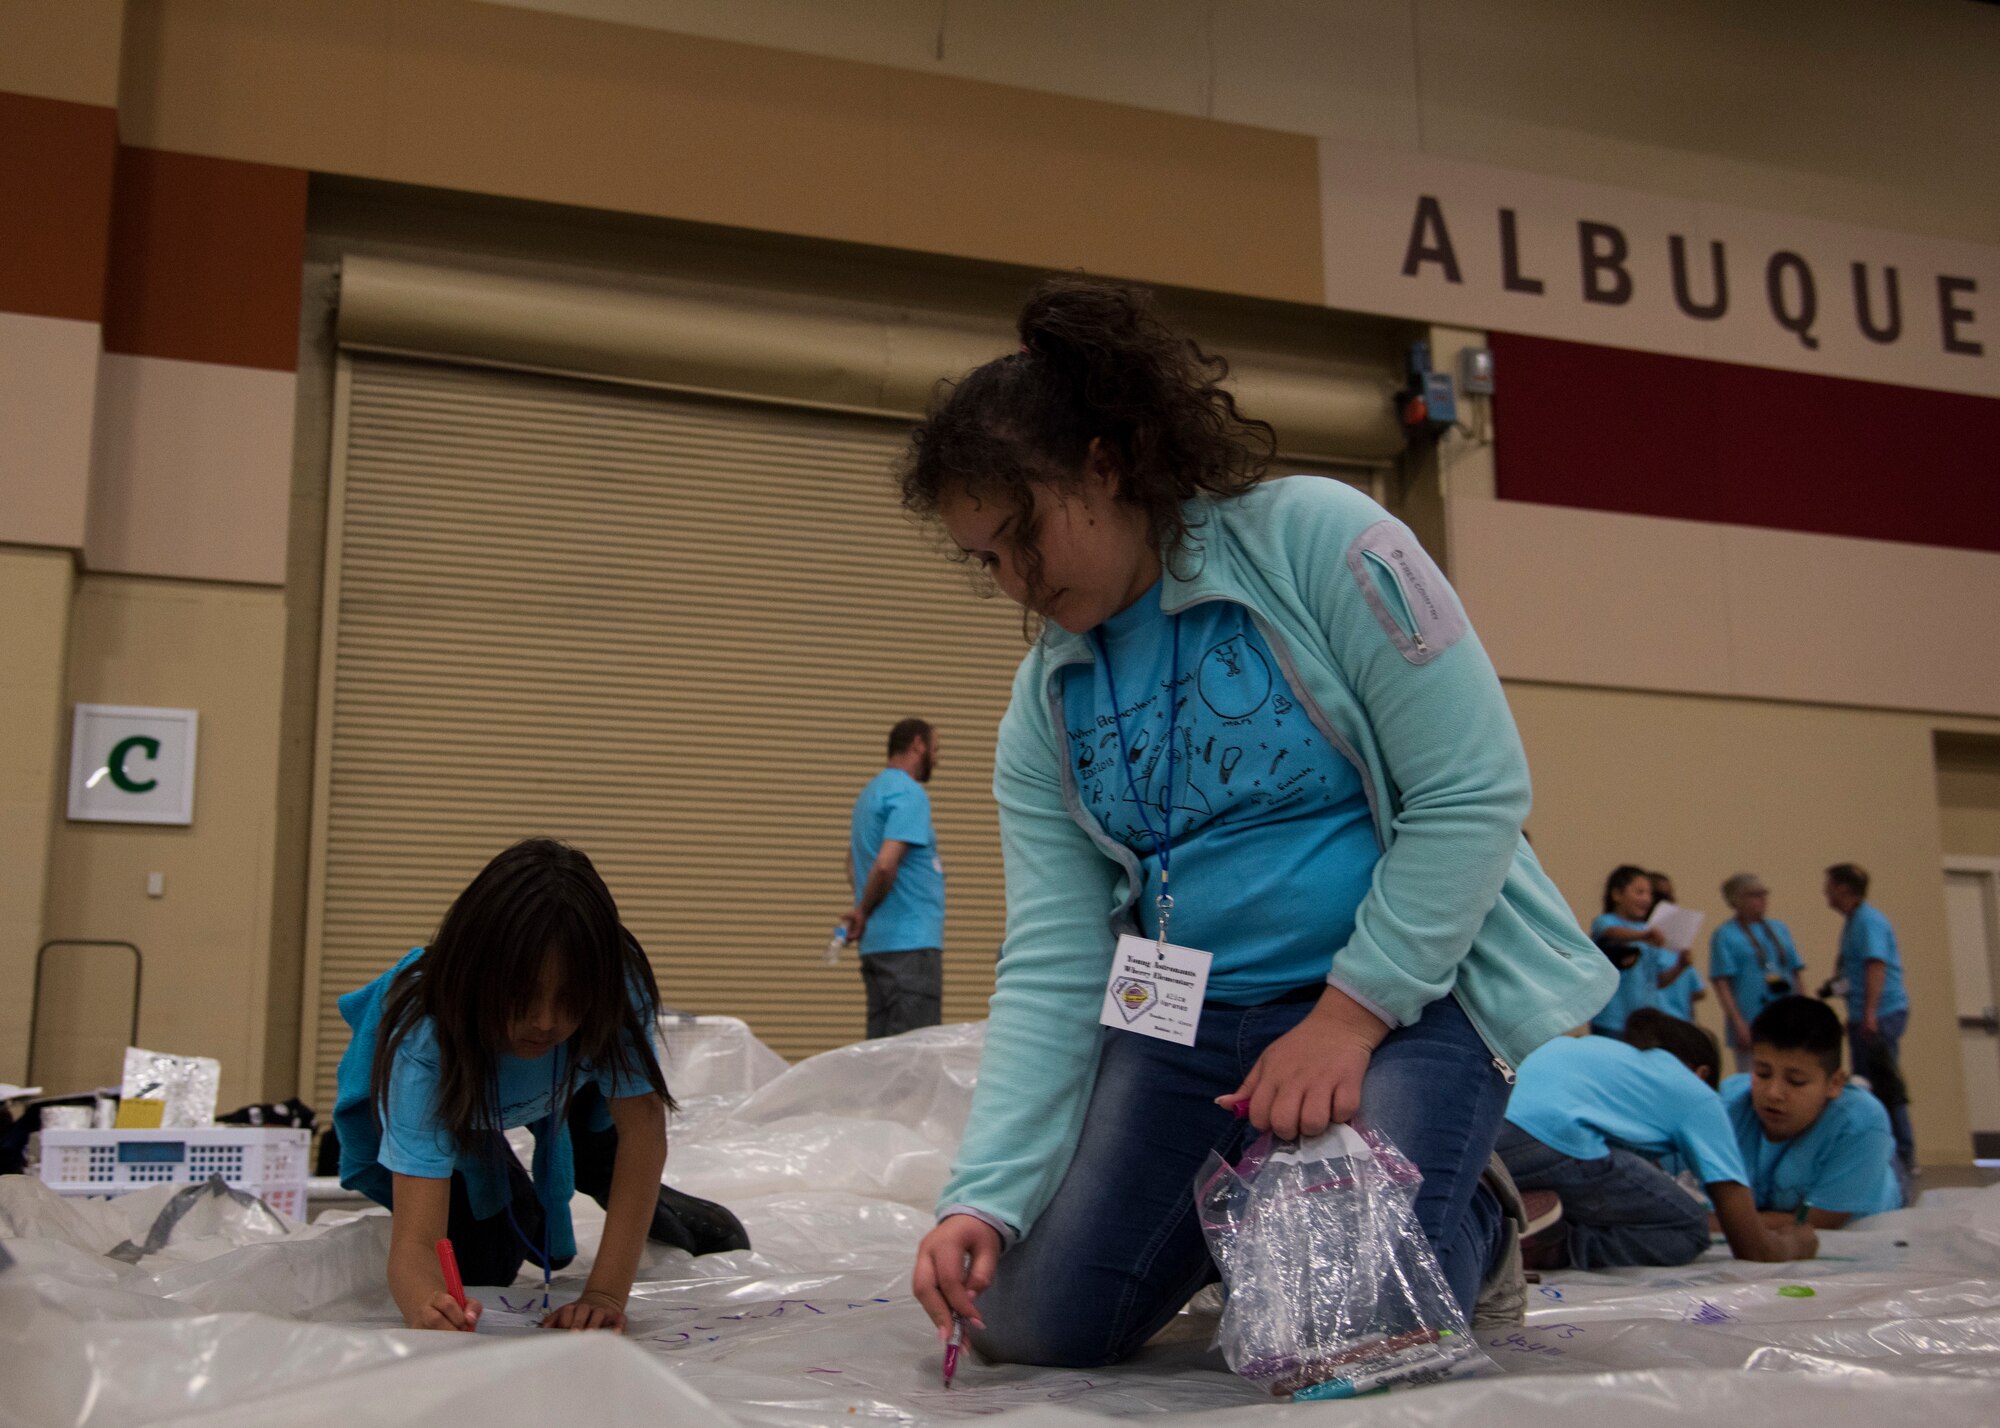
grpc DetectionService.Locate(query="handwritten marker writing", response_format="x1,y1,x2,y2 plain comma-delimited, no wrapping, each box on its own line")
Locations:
942,1315,965,1389
435,1237,470,1330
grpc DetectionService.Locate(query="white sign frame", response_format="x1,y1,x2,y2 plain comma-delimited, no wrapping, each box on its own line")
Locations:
67,704,199,826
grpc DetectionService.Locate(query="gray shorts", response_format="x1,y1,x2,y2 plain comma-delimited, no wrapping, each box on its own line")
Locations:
858,948,942,1039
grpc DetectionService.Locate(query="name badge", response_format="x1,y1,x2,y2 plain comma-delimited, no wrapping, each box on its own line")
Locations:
1099,933,1213,1046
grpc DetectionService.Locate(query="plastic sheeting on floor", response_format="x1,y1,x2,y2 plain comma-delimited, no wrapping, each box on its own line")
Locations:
5,1020,2000,1428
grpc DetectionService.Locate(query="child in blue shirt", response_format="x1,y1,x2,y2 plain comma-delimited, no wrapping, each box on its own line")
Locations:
333,839,747,1332
1647,871,1705,1021
1724,996,1903,1224
1590,865,1694,1034
1655,953,1706,1021
1499,1011,1818,1269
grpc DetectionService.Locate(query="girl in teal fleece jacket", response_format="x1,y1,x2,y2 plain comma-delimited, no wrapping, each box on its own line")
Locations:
899,278,1615,1368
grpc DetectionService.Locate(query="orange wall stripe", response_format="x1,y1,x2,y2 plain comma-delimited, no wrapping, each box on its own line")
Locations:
0,91,117,323
102,146,309,371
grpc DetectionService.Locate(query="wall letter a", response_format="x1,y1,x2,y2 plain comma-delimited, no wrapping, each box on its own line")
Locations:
1401,196,1463,284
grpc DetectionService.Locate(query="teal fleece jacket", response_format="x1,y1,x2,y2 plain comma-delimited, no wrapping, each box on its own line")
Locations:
938,476,1616,1242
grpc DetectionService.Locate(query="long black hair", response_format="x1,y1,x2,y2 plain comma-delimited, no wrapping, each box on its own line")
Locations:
899,275,1274,614
370,838,673,1150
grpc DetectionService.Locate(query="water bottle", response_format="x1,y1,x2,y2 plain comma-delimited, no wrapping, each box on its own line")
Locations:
824,926,850,965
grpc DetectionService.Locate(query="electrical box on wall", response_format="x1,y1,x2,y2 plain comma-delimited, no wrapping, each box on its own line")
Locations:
1396,341,1458,437
1459,346,1495,395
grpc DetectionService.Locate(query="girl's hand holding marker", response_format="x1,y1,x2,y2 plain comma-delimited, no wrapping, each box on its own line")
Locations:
331,840,751,1338
425,1237,481,1333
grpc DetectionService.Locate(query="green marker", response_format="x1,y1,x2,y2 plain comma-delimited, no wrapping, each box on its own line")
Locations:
1778,1285,1815,1299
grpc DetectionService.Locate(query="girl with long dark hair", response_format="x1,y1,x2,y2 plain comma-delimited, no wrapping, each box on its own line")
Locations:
332,838,745,1331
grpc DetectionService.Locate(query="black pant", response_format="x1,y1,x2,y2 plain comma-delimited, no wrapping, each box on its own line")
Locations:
444,1084,623,1286
859,948,943,1038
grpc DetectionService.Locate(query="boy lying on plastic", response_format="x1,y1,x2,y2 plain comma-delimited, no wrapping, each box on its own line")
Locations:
1497,1010,1818,1269
1724,995,1903,1228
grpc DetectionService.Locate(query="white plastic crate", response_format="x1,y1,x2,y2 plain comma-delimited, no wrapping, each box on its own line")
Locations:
39,1127,310,1221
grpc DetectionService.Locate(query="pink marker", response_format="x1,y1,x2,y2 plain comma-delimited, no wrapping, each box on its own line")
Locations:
1231,1098,1250,1119
942,1316,965,1388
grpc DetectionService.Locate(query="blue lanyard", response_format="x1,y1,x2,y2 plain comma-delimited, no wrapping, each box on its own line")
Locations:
500,1057,559,1310
1092,613,1181,945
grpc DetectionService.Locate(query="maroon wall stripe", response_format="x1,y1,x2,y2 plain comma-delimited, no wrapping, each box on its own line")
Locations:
102,146,309,371
0,92,118,324
1488,332,2000,555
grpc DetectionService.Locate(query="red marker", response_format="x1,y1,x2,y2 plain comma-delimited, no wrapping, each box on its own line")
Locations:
436,1237,470,1327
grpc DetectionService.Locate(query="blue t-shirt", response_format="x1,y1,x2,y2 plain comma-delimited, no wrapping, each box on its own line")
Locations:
1061,584,1381,1004
1505,1034,1748,1186
332,949,660,1259
1655,949,1706,1020
1709,918,1804,1028
1721,1075,1901,1218
1838,903,1909,1022
1588,914,1658,1033
850,768,946,953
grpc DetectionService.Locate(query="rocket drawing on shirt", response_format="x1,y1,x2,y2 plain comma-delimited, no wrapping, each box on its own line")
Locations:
1069,632,1329,855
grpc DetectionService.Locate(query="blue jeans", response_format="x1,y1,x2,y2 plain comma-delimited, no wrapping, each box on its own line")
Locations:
971,992,1511,1368
1851,1009,1916,1183
1494,1121,1709,1269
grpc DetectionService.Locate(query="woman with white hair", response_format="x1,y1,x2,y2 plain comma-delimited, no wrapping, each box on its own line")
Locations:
1707,872,1805,1073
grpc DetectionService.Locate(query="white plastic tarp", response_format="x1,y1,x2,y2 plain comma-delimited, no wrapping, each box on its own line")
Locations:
5,1020,2000,1427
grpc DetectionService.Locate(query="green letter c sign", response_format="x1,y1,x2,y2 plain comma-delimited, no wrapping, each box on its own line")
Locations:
108,735,161,793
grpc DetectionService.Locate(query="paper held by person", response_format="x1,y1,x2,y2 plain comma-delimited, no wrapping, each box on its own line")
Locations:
1646,900,1706,953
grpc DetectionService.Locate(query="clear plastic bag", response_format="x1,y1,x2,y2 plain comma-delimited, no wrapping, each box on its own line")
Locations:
121,1046,221,1128
1196,1118,1493,1399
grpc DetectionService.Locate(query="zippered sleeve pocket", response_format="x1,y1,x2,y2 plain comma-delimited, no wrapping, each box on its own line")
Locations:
1345,520,1466,665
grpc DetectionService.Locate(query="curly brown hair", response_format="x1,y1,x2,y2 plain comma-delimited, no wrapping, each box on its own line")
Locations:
899,275,1274,612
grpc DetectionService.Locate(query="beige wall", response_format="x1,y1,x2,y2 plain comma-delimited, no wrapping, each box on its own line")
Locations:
0,0,124,107
1449,497,2000,721
488,0,2000,244
0,547,74,1086
0,313,100,550
86,353,298,586
37,575,286,1110
117,0,1325,307
1509,679,1991,1165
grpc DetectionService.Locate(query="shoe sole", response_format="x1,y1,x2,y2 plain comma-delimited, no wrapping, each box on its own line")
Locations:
1521,1198,1563,1240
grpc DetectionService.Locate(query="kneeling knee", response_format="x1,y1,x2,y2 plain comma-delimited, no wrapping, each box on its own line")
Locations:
970,1314,1123,1370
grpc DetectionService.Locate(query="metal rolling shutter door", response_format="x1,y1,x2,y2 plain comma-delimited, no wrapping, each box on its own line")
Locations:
308,354,1026,1107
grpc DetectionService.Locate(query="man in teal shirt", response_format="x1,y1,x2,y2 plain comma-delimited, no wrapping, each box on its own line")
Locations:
1824,862,1914,1173
841,719,947,1038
